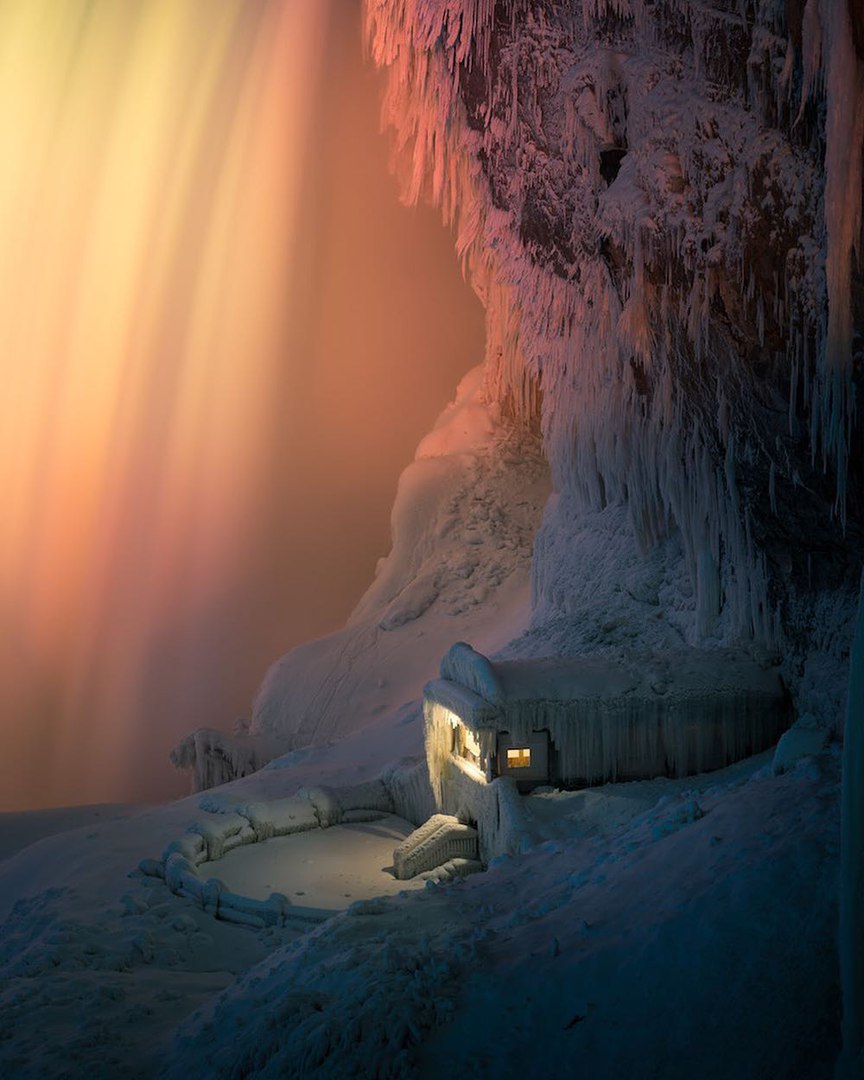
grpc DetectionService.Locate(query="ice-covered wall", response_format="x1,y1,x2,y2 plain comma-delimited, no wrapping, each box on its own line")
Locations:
423,703,532,861
365,0,864,651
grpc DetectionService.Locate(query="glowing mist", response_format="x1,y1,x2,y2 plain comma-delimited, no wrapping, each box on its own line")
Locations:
0,0,326,809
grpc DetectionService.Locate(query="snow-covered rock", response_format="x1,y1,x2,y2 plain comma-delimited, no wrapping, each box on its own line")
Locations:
772,714,829,774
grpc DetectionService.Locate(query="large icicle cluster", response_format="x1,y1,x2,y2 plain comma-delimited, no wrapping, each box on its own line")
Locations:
365,0,864,646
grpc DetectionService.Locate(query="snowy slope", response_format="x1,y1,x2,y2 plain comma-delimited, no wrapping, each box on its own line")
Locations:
163,751,841,1079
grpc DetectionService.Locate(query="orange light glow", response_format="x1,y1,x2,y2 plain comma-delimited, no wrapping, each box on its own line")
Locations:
0,0,486,812
0,0,326,809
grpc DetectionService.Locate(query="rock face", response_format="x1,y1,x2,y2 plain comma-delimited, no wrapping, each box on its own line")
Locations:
366,0,863,646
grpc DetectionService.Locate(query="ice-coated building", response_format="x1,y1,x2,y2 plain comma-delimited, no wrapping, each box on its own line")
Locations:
422,641,791,834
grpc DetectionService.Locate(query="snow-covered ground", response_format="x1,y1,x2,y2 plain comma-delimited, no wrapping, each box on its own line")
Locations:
0,727,841,1078
0,804,142,863
163,748,840,1079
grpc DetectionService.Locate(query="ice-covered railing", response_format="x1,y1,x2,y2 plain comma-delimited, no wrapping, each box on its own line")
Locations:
392,813,479,879
365,0,863,643
137,763,465,925
137,781,394,927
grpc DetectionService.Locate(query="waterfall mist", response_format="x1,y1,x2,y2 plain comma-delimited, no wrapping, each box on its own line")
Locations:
0,0,484,811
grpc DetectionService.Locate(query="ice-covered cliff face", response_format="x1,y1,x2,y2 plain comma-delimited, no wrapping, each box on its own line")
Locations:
176,0,862,785
365,0,863,650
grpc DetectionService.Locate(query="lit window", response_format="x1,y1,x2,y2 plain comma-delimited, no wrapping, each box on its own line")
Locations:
506,747,531,769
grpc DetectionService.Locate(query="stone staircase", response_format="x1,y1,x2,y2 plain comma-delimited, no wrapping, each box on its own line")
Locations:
393,813,480,880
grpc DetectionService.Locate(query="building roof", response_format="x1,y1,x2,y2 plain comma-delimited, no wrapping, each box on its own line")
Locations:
427,641,785,724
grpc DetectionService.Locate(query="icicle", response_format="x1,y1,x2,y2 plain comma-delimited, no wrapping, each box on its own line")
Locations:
365,0,829,651
696,548,721,638
797,0,823,116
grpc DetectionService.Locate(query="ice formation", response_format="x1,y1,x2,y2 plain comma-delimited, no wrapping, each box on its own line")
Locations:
170,726,281,793
176,9,861,914
3,3,861,1077
365,0,863,654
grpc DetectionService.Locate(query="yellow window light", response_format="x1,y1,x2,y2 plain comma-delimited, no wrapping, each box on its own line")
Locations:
506,747,531,769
